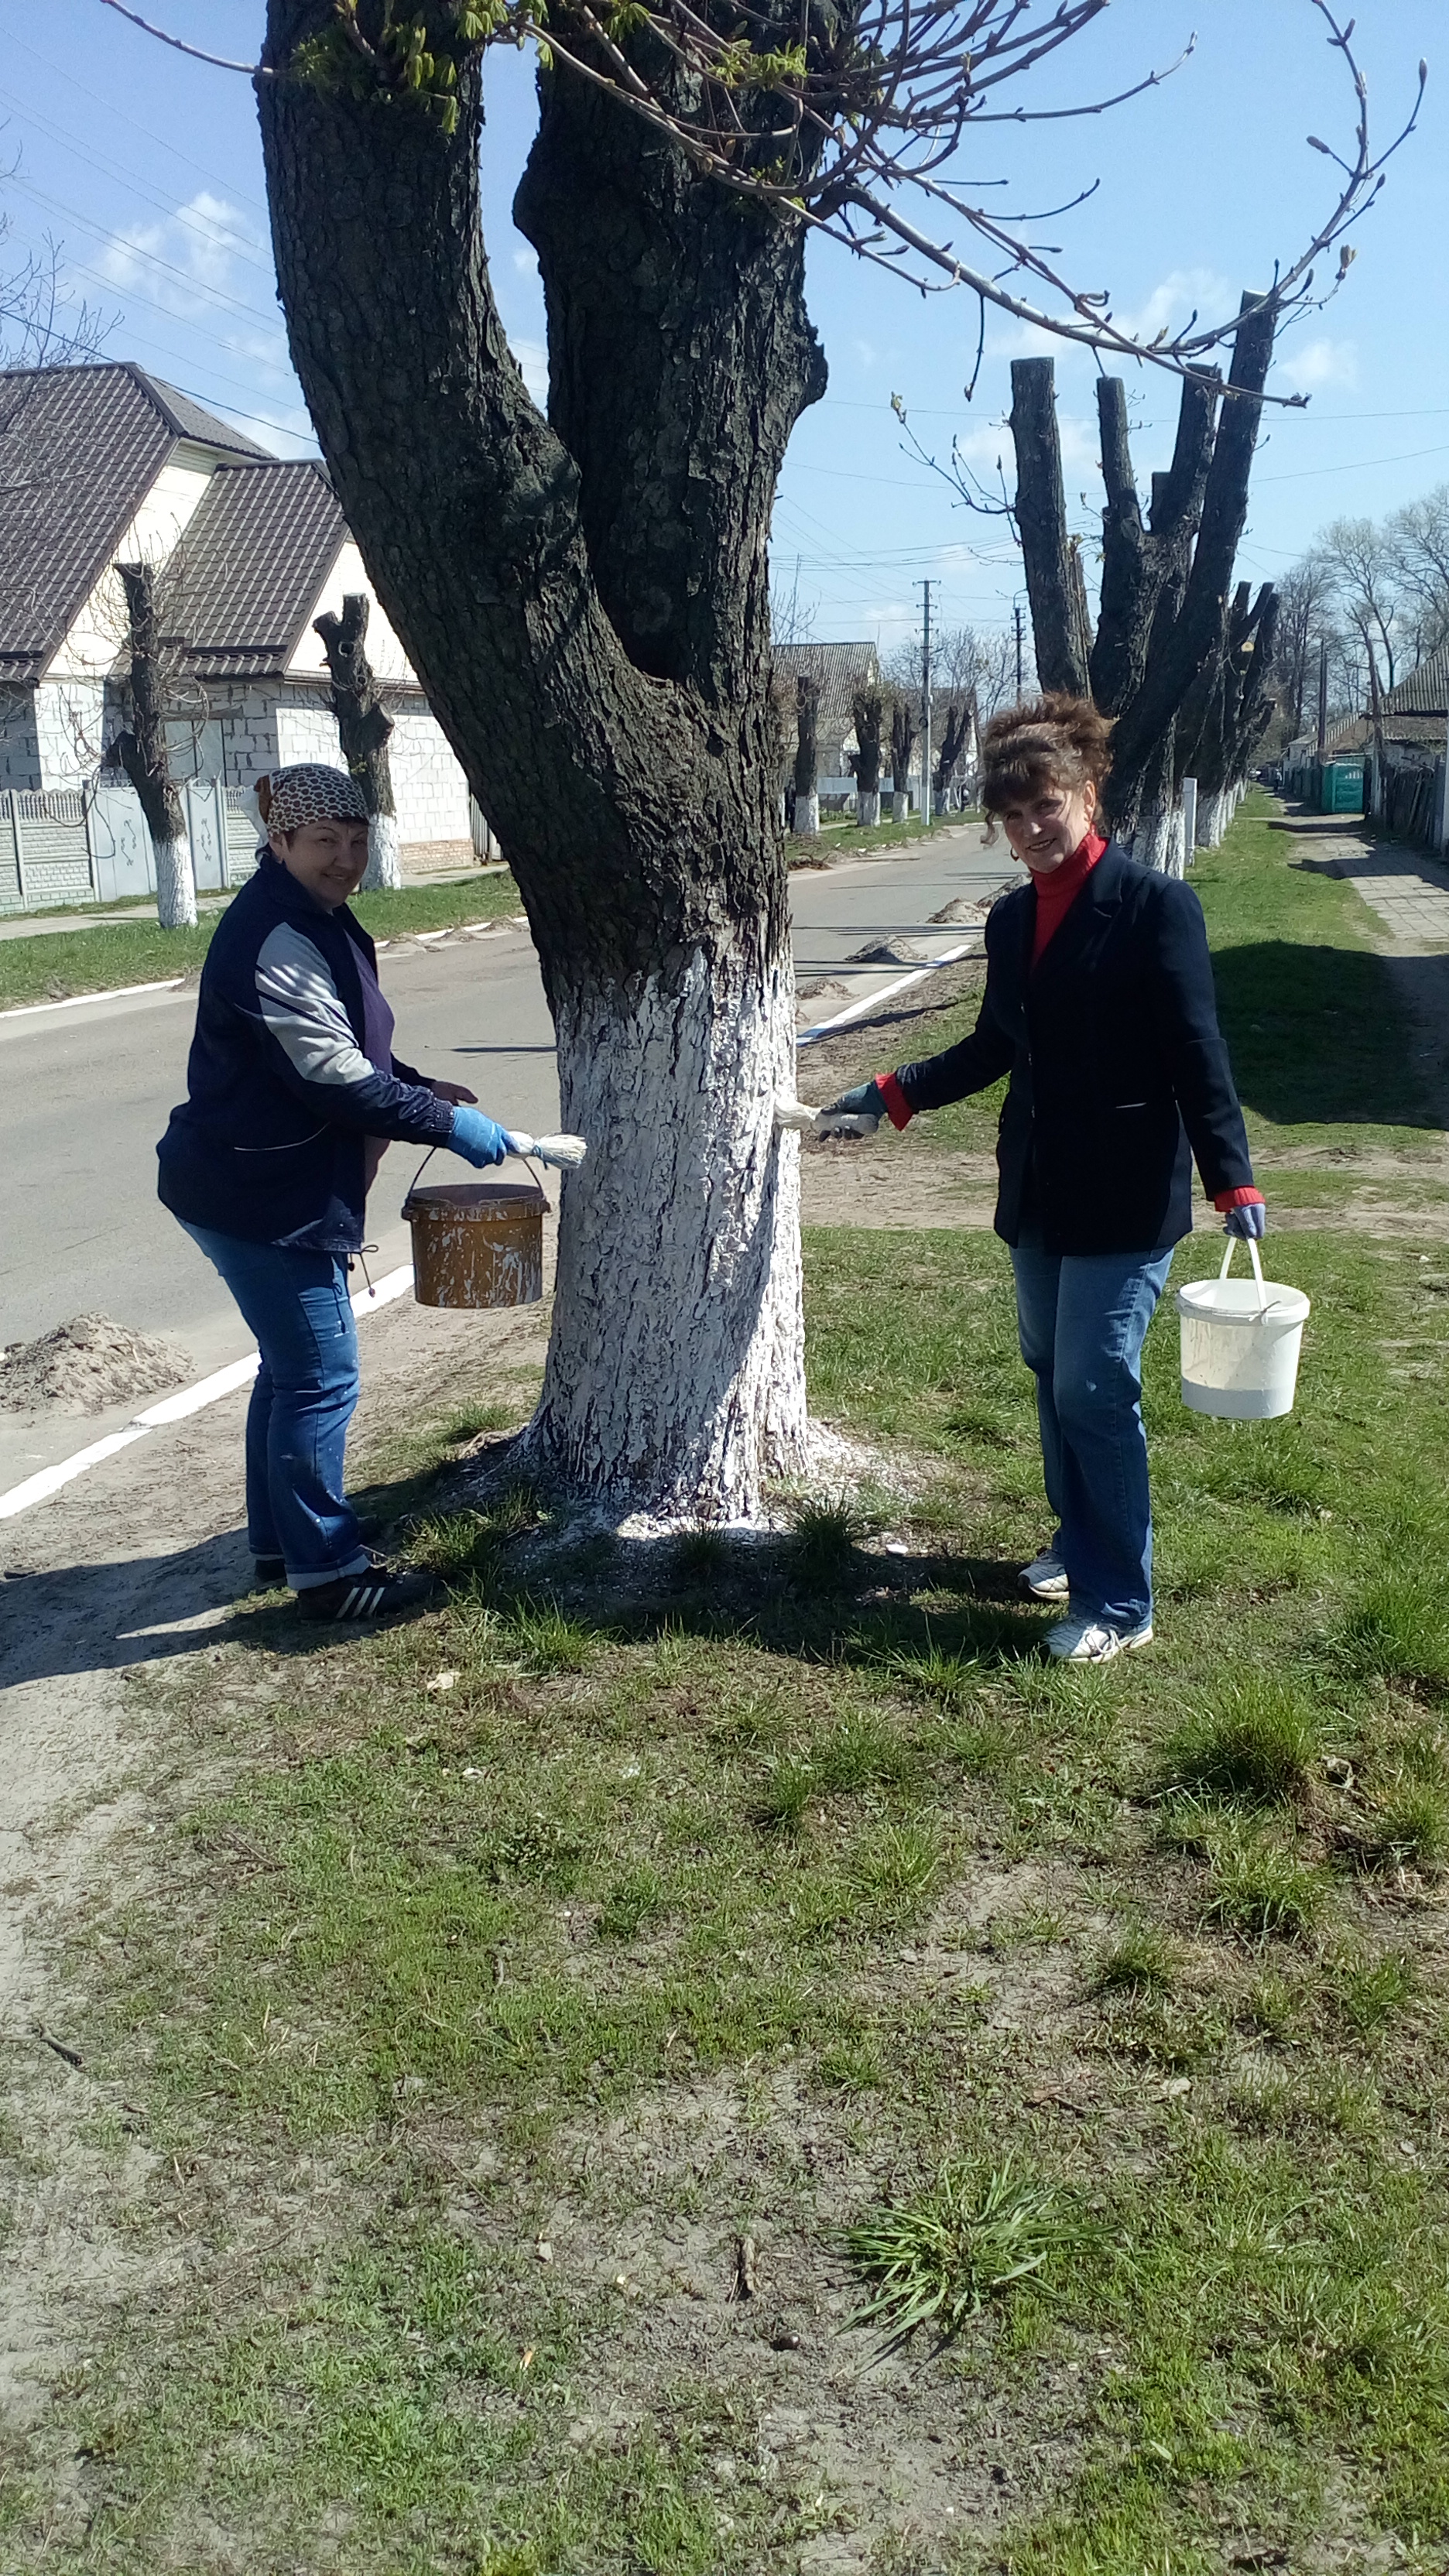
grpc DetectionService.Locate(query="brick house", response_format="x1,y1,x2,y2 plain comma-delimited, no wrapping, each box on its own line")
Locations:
0,363,479,909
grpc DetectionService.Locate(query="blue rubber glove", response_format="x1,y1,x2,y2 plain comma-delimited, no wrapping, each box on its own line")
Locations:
449,1105,509,1167
1225,1201,1267,1240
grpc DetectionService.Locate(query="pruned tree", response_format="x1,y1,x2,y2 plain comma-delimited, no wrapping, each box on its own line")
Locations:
851,689,885,828
313,591,403,888
1180,581,1281,846
998,308,1278,873
98,0,1416,1512
111,560,199,931
792,675,820,838
889,692,916,826
933,694,975,807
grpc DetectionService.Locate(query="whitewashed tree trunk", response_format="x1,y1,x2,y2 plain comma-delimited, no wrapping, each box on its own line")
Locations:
1197,789,1230,848
1130,798,1185,877
527,944,809,1518
154,835,197,930
891,789,909,827
796,792,819,838
856,790,880,827
363,812,403,890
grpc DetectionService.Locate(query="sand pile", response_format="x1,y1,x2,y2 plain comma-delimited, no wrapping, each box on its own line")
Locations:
0,1314,190,1416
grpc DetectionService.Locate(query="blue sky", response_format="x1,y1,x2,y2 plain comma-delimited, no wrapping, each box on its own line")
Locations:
2,0,1444,661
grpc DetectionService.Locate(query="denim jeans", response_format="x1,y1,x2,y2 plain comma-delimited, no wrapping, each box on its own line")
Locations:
1009,1232,1174,1631
180,1224,371,1590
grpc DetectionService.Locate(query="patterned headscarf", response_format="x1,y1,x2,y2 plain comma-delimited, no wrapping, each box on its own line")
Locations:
262,763,370,833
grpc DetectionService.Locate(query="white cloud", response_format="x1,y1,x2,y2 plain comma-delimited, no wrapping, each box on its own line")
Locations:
93,191,317,457
96,190,269,318
1273,334,1358,394
512,247,540,276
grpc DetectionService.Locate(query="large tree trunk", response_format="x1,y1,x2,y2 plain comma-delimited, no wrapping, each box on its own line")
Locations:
114,560,197,931
1009,360,1092,696
1103,299,1276,847
313,591,402,889
259,10,825,1516
536,947,804,1510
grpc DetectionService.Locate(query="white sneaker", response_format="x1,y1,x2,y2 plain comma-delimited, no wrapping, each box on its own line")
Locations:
1020,1552,1069,1601
1047,1615,1153,1664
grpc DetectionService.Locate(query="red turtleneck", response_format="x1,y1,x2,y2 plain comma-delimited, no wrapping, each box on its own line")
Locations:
1030,830,1106,967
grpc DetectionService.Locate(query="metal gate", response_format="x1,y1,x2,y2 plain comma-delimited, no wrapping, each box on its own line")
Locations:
87,783,155,902
185,779,228,891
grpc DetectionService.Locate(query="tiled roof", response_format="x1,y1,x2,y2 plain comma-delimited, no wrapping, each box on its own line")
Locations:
0,362,271,681
176,461,346,680
1382,643,1449,720
773,639,880,755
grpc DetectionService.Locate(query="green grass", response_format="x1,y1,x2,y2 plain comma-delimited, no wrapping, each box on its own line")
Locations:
0,871,522,1006
13,793,1449,2571
787,810,979,865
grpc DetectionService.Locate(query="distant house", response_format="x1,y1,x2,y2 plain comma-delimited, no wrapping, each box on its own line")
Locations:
0,364,478,909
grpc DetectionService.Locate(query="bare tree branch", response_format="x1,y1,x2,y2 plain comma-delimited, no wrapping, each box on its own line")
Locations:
102,0,1424,384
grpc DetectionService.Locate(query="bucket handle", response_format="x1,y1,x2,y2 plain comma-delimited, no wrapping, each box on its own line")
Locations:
1219,1232,1268,1315
405,1139,553,1209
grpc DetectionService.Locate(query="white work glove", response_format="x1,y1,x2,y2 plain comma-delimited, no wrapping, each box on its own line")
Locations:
503,1130,587,1169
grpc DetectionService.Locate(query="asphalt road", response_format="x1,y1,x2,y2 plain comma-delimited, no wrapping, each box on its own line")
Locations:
0,827,1012,1492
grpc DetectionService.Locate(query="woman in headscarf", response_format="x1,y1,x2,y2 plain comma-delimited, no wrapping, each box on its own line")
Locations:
823,696,1266,1664
158,763,517,1621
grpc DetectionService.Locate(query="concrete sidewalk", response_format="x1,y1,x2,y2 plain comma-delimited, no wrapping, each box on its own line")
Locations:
1274,808,1449,952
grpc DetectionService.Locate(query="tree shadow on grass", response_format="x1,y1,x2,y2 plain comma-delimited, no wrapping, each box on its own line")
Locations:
1211,940,1447,1133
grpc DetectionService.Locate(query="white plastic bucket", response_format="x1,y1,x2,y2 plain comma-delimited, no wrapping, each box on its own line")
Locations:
1177,1238,1310,1421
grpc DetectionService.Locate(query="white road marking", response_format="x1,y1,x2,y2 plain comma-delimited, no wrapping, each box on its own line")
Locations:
0,978,186,1023
795,939,979,1046
0,1264,416,1523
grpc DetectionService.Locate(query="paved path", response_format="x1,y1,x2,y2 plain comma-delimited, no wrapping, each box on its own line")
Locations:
1276,807,1449,951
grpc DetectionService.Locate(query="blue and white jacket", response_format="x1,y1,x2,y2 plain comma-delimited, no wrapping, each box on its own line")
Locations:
157,851,454,1253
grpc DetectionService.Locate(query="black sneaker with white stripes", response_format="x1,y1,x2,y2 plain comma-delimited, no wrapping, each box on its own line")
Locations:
252,1519,385,1592
296,1564,436,1622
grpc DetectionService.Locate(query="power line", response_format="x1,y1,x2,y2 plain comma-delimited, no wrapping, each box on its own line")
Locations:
0,22,273,219
5,173,283,331
0,80,273,270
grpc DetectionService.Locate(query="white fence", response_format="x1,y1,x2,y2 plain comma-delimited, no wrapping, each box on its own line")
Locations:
0,783,260,913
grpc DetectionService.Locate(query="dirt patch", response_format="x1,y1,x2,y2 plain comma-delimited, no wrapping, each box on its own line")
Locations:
803,1142,998,1231
0,1313,190,1416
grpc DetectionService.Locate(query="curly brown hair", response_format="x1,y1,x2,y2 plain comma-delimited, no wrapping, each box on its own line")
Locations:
979,692,1113,830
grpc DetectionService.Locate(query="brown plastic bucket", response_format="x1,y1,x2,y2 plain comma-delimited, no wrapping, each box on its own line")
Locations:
402,1180,547,1309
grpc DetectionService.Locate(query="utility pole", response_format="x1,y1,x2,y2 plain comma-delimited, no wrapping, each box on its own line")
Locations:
1316,636,1328,759
918,578,933,829
1014,602,1025,701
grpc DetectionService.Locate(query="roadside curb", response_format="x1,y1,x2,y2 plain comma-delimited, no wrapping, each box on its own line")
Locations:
0,978,187,1023
0,1265,416,1523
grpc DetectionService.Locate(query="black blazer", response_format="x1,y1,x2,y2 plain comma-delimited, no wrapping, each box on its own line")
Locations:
894,841,1255,1255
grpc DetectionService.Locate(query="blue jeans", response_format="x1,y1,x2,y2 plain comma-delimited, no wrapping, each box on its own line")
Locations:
180,1224,371,1590
1009,1233,1174,1631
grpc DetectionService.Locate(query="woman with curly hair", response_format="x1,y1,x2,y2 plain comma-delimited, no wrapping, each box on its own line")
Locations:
824,694,1264,1663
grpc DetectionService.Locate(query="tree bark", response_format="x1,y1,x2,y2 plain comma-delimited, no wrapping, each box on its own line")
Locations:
313,591,402,890
259,9,826,1516
1009,359,1092,697
792,675,819,834
113,560,197,931
889,692,915,825
851,687,883,824
1103,298,1276,845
